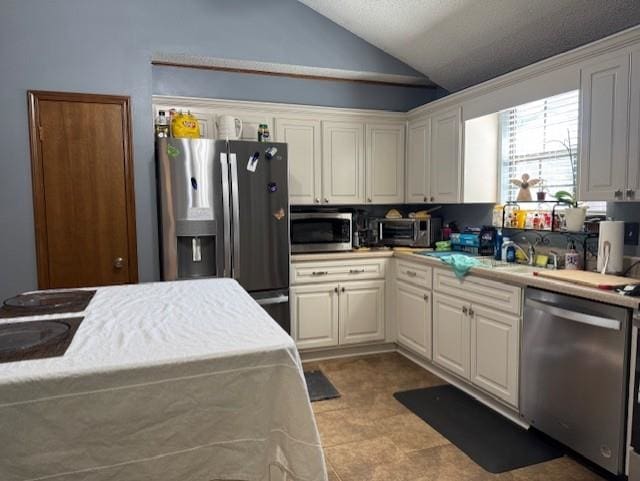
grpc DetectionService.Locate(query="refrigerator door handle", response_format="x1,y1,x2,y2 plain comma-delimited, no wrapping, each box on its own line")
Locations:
220,153,232,278
229,153,241,279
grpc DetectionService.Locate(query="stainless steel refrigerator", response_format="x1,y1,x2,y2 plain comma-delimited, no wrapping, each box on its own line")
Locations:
156,138,290,332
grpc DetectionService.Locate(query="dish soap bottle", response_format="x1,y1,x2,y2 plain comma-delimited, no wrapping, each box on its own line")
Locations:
494,229,503,260
565,241,580,270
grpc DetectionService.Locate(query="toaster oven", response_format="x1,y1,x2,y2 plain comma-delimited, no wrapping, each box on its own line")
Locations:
374,218,442,248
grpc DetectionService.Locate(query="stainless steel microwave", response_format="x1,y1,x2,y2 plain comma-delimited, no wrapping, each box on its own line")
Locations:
374,218,442,247
290,212,352,253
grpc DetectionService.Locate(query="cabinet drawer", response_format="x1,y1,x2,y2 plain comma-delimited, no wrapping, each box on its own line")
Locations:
292,259,386,285
396,260,432,289
433,268,522,315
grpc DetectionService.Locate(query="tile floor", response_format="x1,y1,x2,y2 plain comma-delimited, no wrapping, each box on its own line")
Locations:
303,352,604,481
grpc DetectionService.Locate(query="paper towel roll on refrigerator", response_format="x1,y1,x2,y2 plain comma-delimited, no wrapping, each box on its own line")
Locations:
597,221,624,274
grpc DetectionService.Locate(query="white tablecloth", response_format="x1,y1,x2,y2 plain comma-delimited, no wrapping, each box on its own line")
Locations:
0,279,326,481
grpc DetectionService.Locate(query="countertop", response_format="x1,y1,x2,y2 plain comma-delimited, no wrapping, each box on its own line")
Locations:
292,249,640,310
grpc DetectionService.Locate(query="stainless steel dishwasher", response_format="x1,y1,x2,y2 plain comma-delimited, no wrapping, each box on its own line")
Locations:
521,287,630,475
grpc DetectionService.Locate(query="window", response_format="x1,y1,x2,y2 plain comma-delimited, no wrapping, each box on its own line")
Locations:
499,91,606,213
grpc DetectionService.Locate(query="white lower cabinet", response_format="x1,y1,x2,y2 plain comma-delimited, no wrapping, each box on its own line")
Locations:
395,281,432,358
291,279,385,349
432,271,521,407
470,304,519,407
339,280,386,345
432,292,470,379
290,283,339,350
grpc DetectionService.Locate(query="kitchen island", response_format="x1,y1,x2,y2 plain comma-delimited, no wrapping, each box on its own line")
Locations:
0,279,326,481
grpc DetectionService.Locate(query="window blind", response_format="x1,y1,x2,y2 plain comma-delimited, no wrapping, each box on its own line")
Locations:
499,91,606,213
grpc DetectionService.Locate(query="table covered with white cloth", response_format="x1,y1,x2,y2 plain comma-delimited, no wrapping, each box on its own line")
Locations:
0,279,326,481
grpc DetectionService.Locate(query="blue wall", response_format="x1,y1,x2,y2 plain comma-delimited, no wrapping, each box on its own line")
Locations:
0,0,437,299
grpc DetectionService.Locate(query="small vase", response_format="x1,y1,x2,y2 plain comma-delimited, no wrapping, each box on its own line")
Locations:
563,207,587,232
536,191,546,201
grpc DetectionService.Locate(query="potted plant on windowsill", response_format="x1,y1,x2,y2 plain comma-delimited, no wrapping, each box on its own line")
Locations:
553,190,586,231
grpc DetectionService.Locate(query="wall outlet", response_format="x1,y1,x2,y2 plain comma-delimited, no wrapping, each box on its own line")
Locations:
625,222,639,245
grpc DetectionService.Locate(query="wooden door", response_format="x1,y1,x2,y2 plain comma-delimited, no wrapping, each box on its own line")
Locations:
28,91,137,289
395,280,432,358
275,118,322,205
432,292,470,379
321,121,365,204
290,283,339,350
406,118,430,203
579,53,630,201
470,304,520,407
430,107,461,203
365,123,405,204
339,280,385,345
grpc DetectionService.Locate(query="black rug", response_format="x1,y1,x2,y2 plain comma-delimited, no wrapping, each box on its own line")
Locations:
394,385,564,473
304,370,340,402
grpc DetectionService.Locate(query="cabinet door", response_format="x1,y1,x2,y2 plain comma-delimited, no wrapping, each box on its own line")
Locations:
579,53,630,201
395,281,432,358
291,284,339,350
406,118,430,203
339,280,385,345
432,292,470,378
470,305,519,407
430,107,461,203
275,118,321,205
365,123,405,204
629,48,640,199
322,121,365,204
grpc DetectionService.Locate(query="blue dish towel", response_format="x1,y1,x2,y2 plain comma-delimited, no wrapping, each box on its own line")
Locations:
440,254,482,279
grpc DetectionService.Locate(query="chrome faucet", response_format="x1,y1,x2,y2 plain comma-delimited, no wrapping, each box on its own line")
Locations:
521,237,537,266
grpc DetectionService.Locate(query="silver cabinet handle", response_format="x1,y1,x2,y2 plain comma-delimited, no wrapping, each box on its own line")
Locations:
341,287,346,292
349,268,365,274
334,287,339,293
615,189,624,199
323,197,329,203
113,257,124,269
627,189,635,199
367,197,372,203
430,196,435,202
423,196,427,202
314,197,320,204
468,307,474,317
406,270,417,277
312,271,329,276
423,294,429,301
462,306,468,314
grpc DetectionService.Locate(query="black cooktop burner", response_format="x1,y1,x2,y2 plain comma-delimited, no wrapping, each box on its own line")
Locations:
0,290,96,319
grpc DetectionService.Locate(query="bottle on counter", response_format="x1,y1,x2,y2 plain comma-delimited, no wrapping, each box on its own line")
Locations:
155,110,169,138
505,242,516,263
565,241,580,270
501,236,511,261
494,229,503,261
258,124,270,142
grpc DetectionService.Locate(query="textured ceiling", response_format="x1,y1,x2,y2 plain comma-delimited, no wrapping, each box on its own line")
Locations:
298,0,640,92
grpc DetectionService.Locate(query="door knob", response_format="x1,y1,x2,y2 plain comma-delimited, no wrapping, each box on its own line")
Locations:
614,189,623,199
113,257,125,269
626,189,635,199
468,307,475,317
314,197,320,204
423,196,427,202
423,294,429,301
334,287,339,293
367,197,372,203
324,197,329,203
341,287,346,292
462,306,468,314
430,196,435,202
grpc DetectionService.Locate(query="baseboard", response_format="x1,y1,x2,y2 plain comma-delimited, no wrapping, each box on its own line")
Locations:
299,342,396,363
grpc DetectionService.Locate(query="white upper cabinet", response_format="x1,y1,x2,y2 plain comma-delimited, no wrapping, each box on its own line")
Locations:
365,123,405,204
430,107,462,203
406,118,430,203
275,118,322,205
579,53,631,201
629,47,640,198
322,121,365,204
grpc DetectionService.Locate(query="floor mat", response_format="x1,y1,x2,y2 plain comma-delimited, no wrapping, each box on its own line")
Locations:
394,385,564,473
304,370,340,402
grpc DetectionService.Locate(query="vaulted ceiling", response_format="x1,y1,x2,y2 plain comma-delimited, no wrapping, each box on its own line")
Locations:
298,0,640,92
